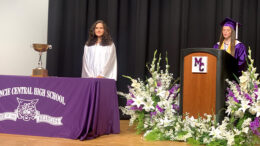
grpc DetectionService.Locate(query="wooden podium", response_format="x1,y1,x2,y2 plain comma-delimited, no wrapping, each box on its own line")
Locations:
180,48,238,122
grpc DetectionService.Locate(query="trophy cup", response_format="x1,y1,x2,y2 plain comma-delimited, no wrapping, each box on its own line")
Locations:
32,43,52,77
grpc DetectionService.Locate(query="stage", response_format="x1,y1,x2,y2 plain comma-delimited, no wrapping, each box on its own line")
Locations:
0,120,189,146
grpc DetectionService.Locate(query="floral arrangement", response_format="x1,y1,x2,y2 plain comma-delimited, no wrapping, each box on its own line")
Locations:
216,48,260,145
118,50,180,134
119,48,260,146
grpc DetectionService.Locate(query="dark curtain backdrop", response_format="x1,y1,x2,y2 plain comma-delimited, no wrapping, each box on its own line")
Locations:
47,0,260,119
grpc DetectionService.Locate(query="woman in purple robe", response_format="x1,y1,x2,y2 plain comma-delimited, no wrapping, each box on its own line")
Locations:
213,18,247,74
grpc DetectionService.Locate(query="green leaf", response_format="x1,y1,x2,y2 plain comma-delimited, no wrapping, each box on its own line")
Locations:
144,128,168,141
234,134,246,146
136,112,145,134
187,138,201,146
122,75,133,80
233,73,240,83
207,139,227,146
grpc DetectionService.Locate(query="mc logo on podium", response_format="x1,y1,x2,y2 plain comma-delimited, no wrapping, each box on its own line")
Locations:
192,56,208,73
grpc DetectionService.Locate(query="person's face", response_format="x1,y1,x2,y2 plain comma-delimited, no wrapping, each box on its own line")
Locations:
222,26,232,39
95,23,104,37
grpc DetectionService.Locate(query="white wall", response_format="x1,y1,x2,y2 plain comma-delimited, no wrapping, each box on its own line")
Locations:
0,0,49,76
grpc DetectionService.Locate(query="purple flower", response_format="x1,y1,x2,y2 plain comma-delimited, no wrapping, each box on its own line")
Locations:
254,83,259,99
233,97,239,103
227,88,234,97
245,93,253,103
126,99,134,106
235,84,241,95
169,84,180,100
150,111,157,117
129,92,135,98
172,104,179,111
169,87,175,94
254,83,258,93
156,105,164,113
227,88,239,103
169,84,180,95
157,81,162,87
128,86,135,98
130,106,143,111
250,117,260,136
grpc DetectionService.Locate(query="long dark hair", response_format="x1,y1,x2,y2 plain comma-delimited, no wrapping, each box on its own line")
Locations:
86,20,113,46
218,27,236,56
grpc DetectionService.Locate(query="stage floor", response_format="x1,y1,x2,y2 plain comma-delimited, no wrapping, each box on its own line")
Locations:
0,120,189,146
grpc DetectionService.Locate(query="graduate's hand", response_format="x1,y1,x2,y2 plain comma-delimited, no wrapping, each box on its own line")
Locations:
96,75,104,78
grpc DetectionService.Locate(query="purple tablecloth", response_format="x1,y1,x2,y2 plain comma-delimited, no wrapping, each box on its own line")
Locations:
0,75,120,140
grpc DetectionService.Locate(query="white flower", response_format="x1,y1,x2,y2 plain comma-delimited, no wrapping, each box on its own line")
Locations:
257,89,260,99
242,118,252,128
157,100,168,109
203,137,210,144
149,87,155,93
143,100,154,112
249,106,257,115
131,79,141,88
175,123,181,131
165,129,173,137
239,74,249,92
182,133,192,141
233,128,241,135
253,101,260,117
242,127,249,134
129,114,137,126
234,110,244,118
210,127,222,139
160,117,172,127
225,106,232,115
156,90,170,99
239,75,248,83
132,96,144,108
239,100,250,113
148,78,154,85
226,134,235,146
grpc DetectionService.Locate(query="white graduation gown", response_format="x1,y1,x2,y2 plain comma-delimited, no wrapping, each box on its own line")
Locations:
81,43,117,80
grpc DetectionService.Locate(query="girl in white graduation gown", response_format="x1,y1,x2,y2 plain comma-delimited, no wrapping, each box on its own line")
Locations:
81,20,117,80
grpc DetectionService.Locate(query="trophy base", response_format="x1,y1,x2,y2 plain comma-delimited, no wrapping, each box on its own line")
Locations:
32,68,48,77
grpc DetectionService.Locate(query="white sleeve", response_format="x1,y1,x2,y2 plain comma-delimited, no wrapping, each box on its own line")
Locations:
100,43,117,80
81,45,91,78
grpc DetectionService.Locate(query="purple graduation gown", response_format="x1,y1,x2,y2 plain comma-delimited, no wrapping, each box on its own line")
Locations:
213,42,247,74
